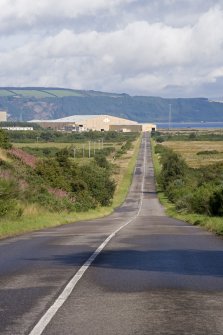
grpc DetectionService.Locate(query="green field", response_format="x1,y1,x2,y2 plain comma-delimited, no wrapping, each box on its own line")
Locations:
44,89,84,97
8,89,53,98
0,90,14,96
12,141,120,160
0,88,85,98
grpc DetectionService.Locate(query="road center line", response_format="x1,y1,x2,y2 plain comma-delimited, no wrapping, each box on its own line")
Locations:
29,135,147,335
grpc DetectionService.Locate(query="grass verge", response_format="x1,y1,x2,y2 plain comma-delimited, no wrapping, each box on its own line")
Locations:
151,138,223,236
0,136,142,239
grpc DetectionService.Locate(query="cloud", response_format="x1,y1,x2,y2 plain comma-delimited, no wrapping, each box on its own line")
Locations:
0,0,134,33
0,1,223,97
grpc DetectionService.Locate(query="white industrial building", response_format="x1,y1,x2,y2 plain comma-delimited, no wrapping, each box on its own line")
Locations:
30,114,156,132
0,127,34,131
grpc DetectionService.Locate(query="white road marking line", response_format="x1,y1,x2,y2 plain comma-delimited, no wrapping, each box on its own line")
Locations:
29,134,147,335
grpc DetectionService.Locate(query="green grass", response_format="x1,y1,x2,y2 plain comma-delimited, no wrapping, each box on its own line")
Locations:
13,141,120,160
0,88,84,98
8,90,53,98
44,90,84,97
151,139,223,236
112,135,141,207
0,206,116,238
0,90,14,96
0,137,141,239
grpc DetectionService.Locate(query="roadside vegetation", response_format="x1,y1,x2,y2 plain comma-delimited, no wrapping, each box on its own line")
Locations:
153,129,223,143
0,129,140,238
151,130,223,235
6,128,137,143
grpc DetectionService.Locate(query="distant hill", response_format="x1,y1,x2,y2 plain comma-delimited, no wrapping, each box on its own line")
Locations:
0,87,223,123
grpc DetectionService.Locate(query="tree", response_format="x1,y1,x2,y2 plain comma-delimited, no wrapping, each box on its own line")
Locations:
209,188,223,216
0,130,11,149
160,150,187,191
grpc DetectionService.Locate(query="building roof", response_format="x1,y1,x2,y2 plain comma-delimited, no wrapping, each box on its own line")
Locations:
30,115,109,123
29,114,137,124
53,115,102,122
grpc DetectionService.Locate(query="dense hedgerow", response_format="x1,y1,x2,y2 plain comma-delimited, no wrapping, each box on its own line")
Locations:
35,148,116,210
151,131,223,142
0,143,116,219
6,129,138,143
157,145,223,217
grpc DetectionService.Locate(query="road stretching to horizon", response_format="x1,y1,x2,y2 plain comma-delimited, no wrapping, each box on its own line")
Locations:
0,134,223,334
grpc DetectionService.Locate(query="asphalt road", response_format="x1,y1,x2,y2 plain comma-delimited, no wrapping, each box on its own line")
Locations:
1,134,223,335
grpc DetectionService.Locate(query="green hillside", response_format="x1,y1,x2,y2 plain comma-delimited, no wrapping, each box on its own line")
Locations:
0,87,223,122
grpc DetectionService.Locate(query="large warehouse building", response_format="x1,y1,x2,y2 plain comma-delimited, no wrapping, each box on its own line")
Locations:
0,111,7,122
30,115,156,132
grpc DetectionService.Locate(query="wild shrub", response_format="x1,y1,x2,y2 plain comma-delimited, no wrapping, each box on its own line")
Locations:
197,150,219,155
189,184,214,215
156,136,165,143
160,150,187,191
157,145,223,217
189,132,197,140
35,159,70,190
71,180,88,193
94,154,110,170
155,144,167,155
0,130,11,149
74,190,97,212
0,178,21,217
26,185,73,212
79,162,116,206
209,188,223,216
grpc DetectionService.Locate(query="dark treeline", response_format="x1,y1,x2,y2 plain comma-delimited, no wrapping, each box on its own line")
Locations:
152,131,223,142
6,129,139,143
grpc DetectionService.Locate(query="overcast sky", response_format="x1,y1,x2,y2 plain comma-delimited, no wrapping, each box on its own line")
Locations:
0,0,223,97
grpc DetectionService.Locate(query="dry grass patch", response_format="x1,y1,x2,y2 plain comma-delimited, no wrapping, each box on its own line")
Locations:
0,148,11,162
13,142,75,149
162,141,223,168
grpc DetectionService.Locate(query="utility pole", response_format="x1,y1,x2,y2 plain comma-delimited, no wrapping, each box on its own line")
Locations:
73,147,76,159
168,103,172,130
101,138,104,150
88,141,91,158
93,142,96,156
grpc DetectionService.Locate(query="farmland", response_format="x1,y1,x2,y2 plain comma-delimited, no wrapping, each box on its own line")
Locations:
13,140,123,160
0,88,86,98
45,89,84,97
162,141,223,167
0,89,14,96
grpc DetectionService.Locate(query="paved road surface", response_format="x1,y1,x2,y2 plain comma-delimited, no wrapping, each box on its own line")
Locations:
0,134,223,335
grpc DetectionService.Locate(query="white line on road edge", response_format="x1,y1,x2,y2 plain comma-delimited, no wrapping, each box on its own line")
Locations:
29,134,147,335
